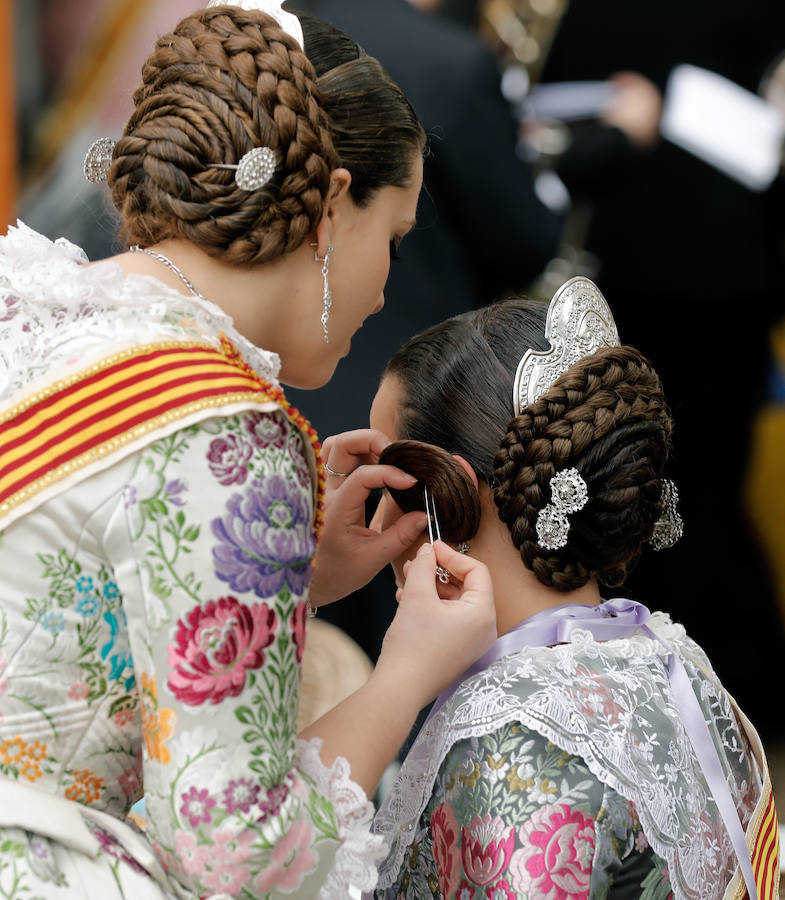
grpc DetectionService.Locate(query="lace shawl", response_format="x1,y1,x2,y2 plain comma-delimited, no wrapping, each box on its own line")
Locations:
373,613,760,900
0,221,281,400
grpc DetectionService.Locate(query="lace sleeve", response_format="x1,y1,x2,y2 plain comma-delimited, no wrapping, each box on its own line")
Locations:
379,721,671,899
104,410,383,898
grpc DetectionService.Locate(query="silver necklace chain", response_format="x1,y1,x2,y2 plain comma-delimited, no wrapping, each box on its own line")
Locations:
129,245,206,300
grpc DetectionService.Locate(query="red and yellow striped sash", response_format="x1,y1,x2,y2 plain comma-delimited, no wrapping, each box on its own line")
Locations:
0,336,325,534
743,784,780,900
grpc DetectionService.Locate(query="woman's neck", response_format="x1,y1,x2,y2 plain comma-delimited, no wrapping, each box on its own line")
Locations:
475,490,602,637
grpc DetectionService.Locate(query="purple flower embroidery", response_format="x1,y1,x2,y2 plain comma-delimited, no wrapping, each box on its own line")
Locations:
257,782,290,823
211,475,314,598
207,435,253,486
91,825,148,874
179,786,216,828
224,778,261,815
166,479,187,506
245,412,288,450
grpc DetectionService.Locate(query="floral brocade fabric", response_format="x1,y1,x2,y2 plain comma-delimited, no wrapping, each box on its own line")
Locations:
0,225,382,899
375,723,676,900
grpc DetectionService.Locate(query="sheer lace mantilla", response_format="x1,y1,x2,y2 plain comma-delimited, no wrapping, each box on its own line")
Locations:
0,222,281,399
373,613,759,900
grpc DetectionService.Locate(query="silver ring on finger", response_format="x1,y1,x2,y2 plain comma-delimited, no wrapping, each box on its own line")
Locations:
325,462,350,478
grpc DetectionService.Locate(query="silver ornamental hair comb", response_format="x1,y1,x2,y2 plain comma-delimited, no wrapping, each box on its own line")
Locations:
423,484,451,583
83,138,117,184
512,276,620,416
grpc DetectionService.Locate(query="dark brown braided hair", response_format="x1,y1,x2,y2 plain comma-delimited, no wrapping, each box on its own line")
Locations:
384,297,673,592
108,6,424,264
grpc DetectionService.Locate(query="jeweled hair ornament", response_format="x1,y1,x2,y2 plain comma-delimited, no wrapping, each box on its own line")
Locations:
649,479,684,550
512,276,620,416
206,0,304,48
83,138,116,184
536,467,588,551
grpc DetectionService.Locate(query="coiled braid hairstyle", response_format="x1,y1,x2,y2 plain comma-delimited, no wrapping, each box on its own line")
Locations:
108,6,424,264
385,297,673,592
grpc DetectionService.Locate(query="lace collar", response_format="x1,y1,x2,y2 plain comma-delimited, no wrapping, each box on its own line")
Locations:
373,614,759,900
0,222,281,401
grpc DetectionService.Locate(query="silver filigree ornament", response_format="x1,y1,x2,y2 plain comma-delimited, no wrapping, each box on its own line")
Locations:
649,478,684,551
83,138,117,184
512,276,620,416
536,467,589,551
214,147,278,192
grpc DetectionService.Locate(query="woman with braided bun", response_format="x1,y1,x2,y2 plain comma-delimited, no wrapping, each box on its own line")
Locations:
368,279,778,899
0,3,497,898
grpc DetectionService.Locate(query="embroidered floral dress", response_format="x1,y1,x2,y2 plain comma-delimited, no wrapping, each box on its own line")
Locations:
0,224,383,899
373,619,763,900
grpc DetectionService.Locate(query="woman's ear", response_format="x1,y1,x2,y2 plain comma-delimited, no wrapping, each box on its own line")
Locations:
452,455,479,490
312,168,353,258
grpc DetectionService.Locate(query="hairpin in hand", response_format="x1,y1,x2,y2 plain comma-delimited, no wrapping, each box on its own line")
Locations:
424,484,452,583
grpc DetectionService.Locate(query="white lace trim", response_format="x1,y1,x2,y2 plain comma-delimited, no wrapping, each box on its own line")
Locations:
296,737,387,898
373,613,759,900
0,221,281,400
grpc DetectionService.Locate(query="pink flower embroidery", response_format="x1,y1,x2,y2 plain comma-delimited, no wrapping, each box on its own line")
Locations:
485,879,517,900
457,880,477,900
68,681,89,701
431,802,461,897
167,596,276,706
461,813,515,886
253,820,319,894
245,412,288,450
113,708,135,727
174,830,211,876
117,751,143,799
291,602,307,664
179,787,216,828
207,435,253,486
204,861,251,893
214,827,255,864
508,803,595,899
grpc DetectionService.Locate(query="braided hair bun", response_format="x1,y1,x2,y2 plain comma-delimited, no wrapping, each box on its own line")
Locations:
384,299,673,594
493,346,672,591
108,7,424,263
379,441,481,543
110,7,335,263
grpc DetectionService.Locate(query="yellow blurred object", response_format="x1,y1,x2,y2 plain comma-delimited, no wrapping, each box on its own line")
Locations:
746,320,785,625
297,618,373,732
0,0,17,231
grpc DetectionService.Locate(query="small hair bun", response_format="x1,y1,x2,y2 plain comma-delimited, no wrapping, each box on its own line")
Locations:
379,440,481,543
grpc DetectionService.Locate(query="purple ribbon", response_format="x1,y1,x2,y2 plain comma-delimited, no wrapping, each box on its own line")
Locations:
426,598,757,900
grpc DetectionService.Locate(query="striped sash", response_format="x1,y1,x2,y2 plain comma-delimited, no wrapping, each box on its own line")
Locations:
725,700,780,900
0,336,324,534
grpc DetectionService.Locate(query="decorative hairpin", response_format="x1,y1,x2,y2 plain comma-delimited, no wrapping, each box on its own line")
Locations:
423,484,451,583
82,138,278,193
536,467,588,551
212,147,278,191
649,479,683,550
206,0,304,49
512,277,620,416
83,138,117,184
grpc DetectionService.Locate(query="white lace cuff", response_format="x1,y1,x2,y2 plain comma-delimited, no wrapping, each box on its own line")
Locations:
296,737,387,898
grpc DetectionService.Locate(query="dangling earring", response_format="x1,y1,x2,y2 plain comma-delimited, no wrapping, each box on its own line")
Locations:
457,543,471,554
314,243,333,343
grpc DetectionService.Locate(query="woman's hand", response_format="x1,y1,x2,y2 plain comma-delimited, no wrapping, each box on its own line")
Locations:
309,429,428,608
372,541,497,711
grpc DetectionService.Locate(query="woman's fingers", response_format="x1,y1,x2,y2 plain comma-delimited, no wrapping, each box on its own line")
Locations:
322,429,392,477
